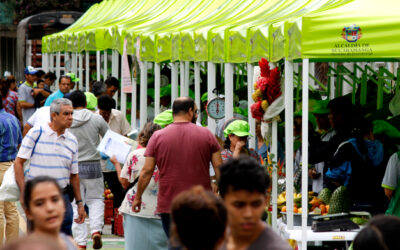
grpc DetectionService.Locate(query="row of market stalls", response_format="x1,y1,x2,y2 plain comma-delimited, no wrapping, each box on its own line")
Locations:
42,0,400,248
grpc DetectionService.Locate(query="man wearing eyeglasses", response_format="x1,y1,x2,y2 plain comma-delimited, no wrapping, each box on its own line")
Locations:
44,75,72,107
14,98,86,236
132,97,223,238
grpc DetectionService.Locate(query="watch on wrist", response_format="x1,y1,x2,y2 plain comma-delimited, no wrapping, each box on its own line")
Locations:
211,179,217,184
76,200,83,206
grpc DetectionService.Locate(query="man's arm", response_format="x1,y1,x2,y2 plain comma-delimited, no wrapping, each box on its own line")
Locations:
211,151,222,181
14,157,26,205
132,157,156,213
19,101,34,109
23,123,32,137
70,174,86,224
384,188,394,200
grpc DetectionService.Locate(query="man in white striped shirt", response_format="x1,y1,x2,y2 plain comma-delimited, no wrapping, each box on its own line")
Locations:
14,98,86,236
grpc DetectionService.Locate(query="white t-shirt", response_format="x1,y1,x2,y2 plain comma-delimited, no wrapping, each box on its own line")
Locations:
27,106,51,127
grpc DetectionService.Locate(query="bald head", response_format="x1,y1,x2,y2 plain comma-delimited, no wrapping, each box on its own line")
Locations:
172,97,195,116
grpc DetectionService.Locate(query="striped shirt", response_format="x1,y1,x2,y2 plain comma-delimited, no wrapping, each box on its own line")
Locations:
17,122,78,188
0,109,22,162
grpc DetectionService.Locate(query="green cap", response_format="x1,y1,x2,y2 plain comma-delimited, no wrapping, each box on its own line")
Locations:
294,110,317,129
153,109,173,128
66,73,80,83
373,120,400,139
84,92,97,111
160,84,195,99
201,92,208,103
234,107,248,118
224,120,252,138
313,100,329,115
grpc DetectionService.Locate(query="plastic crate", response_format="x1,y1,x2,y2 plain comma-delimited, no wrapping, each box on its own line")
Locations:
104,200,114,225
113,208,124,236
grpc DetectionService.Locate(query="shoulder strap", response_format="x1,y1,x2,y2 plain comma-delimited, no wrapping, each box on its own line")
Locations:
31,126,43,157
333,141,350,157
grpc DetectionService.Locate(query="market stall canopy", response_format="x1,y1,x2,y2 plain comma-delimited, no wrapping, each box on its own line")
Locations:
293,0,400,60
43,0,400,63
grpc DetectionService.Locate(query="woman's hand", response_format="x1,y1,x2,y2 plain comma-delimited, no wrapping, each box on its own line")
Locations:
132,196,142,213
110,156,119,166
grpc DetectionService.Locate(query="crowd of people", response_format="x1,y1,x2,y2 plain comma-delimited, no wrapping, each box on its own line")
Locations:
1,64,400,250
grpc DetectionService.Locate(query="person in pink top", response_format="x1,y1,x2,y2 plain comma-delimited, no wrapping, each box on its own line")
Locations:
132,97,222,238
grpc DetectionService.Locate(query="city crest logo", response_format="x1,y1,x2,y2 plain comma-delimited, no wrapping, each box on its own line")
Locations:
341,25,362,42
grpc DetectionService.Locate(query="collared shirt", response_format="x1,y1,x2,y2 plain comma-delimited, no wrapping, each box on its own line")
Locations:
96,109,131,136
2,90,18,116
27,106,51,127
44,90,65,106
18,81,36,125
0,109,22,162
17,122,79,188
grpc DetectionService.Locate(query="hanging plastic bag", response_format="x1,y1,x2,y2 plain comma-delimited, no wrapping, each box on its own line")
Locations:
0,164,19,202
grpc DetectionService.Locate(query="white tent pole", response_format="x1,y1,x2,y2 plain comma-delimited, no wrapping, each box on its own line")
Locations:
64,52,69,75
207,62,216,133
195,62,201,123
131,55,137,129
50,53,54,72
225,63,234,121
247,63,255,149
85,51,89,91
71,52,77,89
43,53,48,72
185,61,190,96
96,51,100,81
56,52,61,89
271,120,278,232
171,62,178,104
329,62,336,99
115,51,120,110
140,60,148,130
180,61,185,97
154,62,161,115
104,50,108,80
301,59,310,250
284,59,294,229
78,53,83,90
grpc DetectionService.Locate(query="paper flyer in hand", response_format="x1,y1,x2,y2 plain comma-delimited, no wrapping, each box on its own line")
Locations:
97,129,137,163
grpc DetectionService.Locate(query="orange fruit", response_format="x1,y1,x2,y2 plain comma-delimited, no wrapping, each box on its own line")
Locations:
326,205,330,213
319,204,326,214
282,206,287,212
293,207,298,213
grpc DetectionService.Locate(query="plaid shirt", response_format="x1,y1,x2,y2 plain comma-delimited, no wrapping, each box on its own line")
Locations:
2,90,18,116
0,109,22,162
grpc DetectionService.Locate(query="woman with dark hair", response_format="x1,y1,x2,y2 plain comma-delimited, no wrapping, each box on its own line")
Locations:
1,78,18,117
23,176,77,250
110,122,167,250
353,215,400,250
171,185,227,250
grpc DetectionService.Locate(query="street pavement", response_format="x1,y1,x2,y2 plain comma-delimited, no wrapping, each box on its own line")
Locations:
16,202,125,250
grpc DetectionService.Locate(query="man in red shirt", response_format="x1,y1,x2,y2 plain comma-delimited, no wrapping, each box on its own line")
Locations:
132,97,222,237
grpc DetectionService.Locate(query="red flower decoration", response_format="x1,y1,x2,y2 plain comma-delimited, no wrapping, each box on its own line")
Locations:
251,101,264,121
257,76,268,92
266,67,282,104
259,58,270,77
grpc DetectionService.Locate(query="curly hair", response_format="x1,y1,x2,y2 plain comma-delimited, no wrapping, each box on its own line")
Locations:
138,122,162,147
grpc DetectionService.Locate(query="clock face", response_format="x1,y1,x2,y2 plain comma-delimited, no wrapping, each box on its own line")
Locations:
206,98,225,120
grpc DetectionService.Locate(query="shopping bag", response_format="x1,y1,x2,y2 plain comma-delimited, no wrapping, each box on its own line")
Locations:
385,180,400,217
0,165,19,201
0,126,42,201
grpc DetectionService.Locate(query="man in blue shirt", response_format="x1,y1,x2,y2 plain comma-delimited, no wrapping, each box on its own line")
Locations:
0,94,22,245
44,75,72,106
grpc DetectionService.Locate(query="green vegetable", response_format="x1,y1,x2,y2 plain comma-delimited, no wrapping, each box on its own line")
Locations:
318,188,332,205
328,186,350,214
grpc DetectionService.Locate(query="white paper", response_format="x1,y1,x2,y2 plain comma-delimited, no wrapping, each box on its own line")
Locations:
98,130,136,163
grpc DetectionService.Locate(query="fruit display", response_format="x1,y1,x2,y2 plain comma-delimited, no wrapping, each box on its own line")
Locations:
328,186,350,214
317,188,332,205
104,182,114,200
